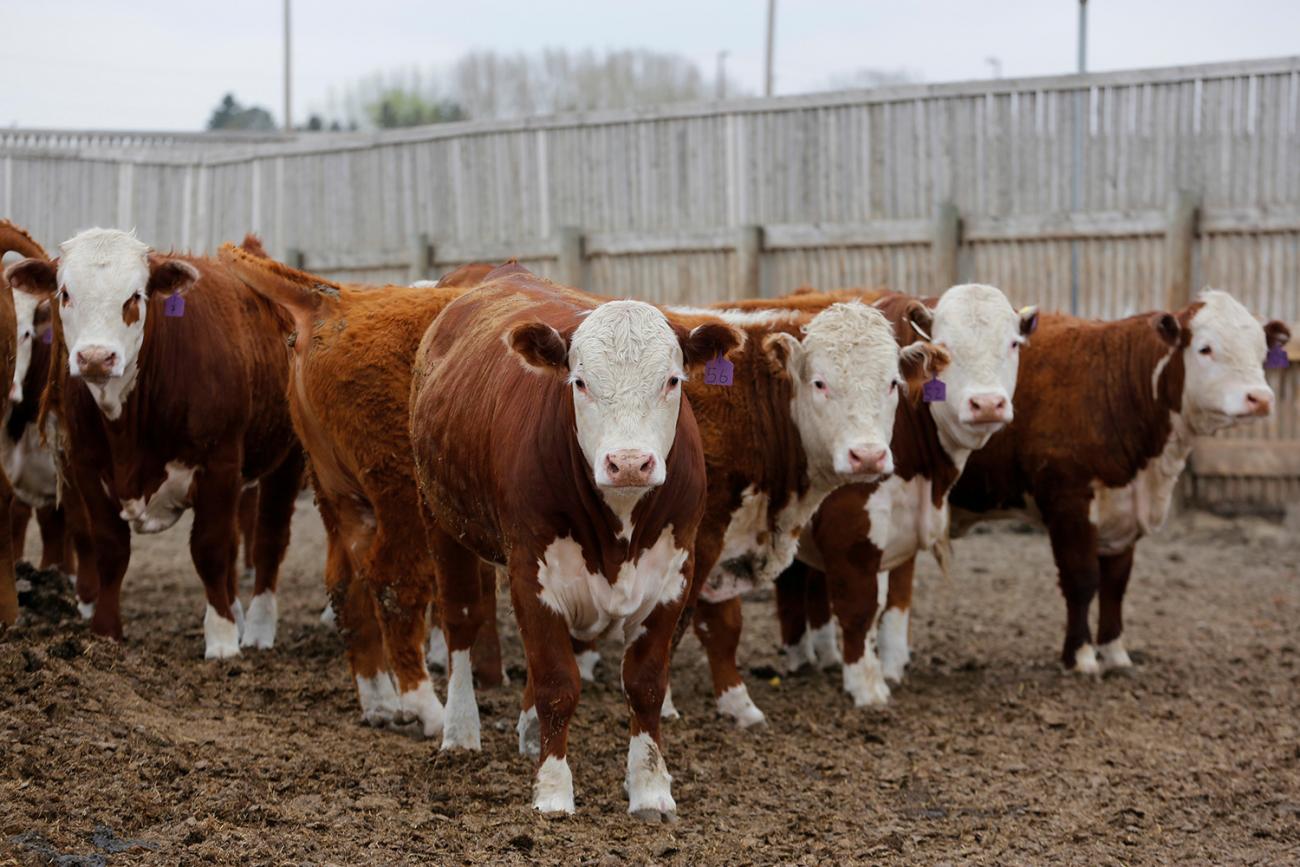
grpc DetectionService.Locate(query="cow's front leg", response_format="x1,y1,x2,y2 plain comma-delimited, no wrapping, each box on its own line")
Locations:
1041,495,1102,674
823,545,889,708
72,467,130,640
693,596,764,728
189,460,243,659
622,600,684,822
804,567,841,670
1097,545,1136,671
510,568,582,815
879,557,916,683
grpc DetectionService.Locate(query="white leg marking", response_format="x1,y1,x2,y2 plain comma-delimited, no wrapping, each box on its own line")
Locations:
781,628,816,673
230,596,246,641
809,620,842,670
203,604,241,659
842,646,891,708
533,755,576,815
575,648,601,682
397,678,445,739
716,683,766,728
878,607,910,683
1097,638,1132,671
441,649,481,751
625,732,676,821
66,571,78,589
77,600,96,620
1071,643,1101,675
319,603,337,628
240,591,277,649
356,672,400,727
517,706,540,758
425,625,448,671
659,684,680,720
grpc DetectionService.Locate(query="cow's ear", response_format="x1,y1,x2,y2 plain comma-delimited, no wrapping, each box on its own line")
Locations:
1264,319,1291,350
1151,312,1182,347
508,321,569,373
4,257,57,298
761,331,804,378
902,299,934,342
1019,305,1039,337
146,256,200,297
899,341,949,387
677,322,745,372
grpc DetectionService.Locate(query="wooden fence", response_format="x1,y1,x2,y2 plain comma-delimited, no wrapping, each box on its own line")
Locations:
2,56,1298,510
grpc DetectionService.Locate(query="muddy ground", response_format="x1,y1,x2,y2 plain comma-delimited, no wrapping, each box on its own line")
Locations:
1,498,1297,866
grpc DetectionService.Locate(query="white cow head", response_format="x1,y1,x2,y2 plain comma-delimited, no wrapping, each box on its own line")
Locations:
510,300,742,492
894,284,1038,453
4,228,198,418
764,301,947,483
1179,289,1290,434
3,249,41,403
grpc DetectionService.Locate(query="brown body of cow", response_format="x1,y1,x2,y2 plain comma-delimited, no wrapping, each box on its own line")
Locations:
0,228,19,622
220,245,502,737
6,237,303,654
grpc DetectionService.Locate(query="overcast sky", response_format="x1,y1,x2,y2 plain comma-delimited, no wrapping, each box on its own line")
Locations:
4,0,1298,130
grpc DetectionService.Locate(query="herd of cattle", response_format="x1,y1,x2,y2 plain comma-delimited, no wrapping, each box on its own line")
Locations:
0,218,1290,821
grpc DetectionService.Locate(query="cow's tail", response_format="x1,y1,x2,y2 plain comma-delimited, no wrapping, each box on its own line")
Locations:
219,242,341,339
0,219,49,262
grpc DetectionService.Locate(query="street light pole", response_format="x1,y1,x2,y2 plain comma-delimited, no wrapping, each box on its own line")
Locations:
764,0,776,97
283,0,292,132
1069,0,1088,315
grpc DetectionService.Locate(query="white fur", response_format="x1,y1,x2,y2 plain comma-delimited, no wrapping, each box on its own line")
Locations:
716,683,766,728
203,604,240,659
77,600,95,620
878,607,911,683
781,629,817,673
575,648,601,682
7,289,42,403
441,649,481,751
1,416,60,509
660,684,680,720
240,591,277,649
118,461,195,534
356,672,401,726
625,732,676,820
230,596,245,639
517,706,541,757
667,305,799,327
398,678,445,738
533,755,576,814
1181,290,1277,433
536,527,688,643
865,476,950,572
699,485,830,603
1071,643,1100,675
842,648,891,707
808,620,842,669
1098,638,1133,670
425,625,448,670
319,603,337,628
1092,419,1193,555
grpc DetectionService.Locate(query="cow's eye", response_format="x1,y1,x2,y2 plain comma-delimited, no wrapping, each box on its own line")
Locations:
1198,345,1213,356
573,378,587,391
57,289,71,307
1010,340,1020,351
889,379,898,393
813,379,828,392
667,375,681,389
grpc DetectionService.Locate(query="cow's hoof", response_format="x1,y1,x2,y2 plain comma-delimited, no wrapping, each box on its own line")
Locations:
716,684,766,729
203,605,241,659
398,681,445,739
239,592,277,650
626,733,676,822
808,621,842,670
630,805,678,823
533,756,575,815
659,685,681,721
1069,644,1101,676
77,600,96,620
575,648,600,682
1098,639,1133,672
843,657,891,708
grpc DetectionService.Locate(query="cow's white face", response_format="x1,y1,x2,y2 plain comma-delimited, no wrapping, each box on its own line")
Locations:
1180,290,1279,434
767,302,908,483
56,229,156,383
923,283,1037,452
9,288,42,403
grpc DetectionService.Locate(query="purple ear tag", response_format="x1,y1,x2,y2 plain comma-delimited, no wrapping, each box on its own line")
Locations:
1265,346,1289,370
41,329,52,345
704,353,734,386
164,293,186,318
922,377,946,403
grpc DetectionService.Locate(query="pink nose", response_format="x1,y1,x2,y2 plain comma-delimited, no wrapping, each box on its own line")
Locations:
847,446,889,476
75,347,118,379
967,393,1010,423
603,450,657,487
1244,389,1273,417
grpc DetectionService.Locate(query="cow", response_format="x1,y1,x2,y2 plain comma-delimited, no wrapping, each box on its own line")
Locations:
409,267,742,819
4,230,303,656
758,285,1038,707
0,243,17,624
220,245,504,737
648,300,949,728
936,290,1291,673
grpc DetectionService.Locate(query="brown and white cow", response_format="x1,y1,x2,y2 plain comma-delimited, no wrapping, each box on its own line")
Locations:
763,285,1038,707
5,230,303,655
221,246,504,738
656,301,949,727
0,233,19,624
946,290,1290,672
410,269,741,818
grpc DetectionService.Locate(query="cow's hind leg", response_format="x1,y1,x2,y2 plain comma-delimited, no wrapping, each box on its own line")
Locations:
10,499,30,568
693,596,765,728
1041,495,1102,674
242,449,303,649
879,557,915,683
1097,545,1136,671
775,562,814,672
823,545,889,708
804,567,840,669
237,486,258,581
426,527,482,750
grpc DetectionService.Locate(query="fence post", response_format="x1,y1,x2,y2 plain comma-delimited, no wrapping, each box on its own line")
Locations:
931,201,961,290
557,226,585,289
734,224,765,297
286,248,305,269
408,232,433,283
1164,190,1201,311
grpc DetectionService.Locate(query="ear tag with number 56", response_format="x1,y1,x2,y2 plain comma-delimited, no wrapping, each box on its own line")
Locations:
704,354,734,386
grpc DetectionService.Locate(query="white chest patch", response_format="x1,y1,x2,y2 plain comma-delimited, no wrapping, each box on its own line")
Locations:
1,416,60,509
865,475,950,572
536,526,688,643
119,461,197,534
700,483,828,603
1091,418,1193,555
86,362,140,422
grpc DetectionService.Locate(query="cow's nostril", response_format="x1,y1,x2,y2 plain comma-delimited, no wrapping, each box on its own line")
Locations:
639,456,654,474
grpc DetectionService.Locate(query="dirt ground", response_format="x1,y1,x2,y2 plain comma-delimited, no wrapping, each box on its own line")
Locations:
1,498,1297,866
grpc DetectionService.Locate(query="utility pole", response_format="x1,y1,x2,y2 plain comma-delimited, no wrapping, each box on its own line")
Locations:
1069,0,1087,315
717,51,729,99
764,0,776,97
283,0,292,132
